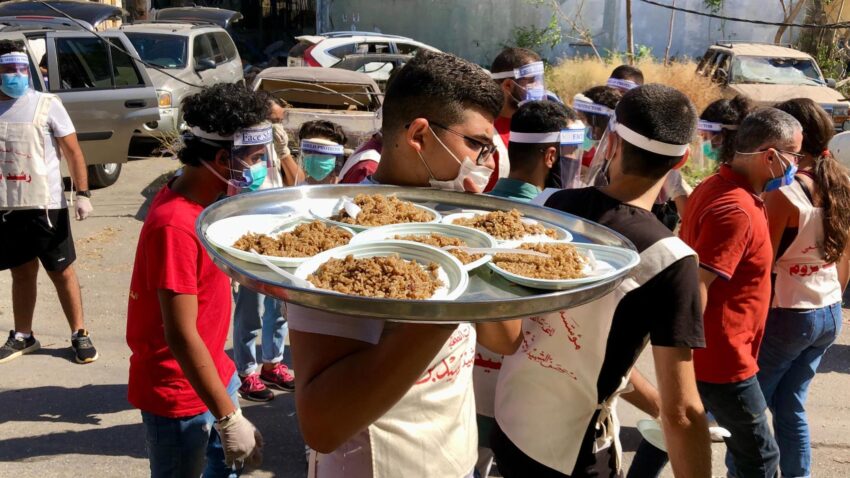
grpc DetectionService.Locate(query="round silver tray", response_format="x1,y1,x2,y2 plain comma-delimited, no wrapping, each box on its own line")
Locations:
196,185,637,323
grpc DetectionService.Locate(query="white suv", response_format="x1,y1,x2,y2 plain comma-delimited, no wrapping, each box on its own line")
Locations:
287,31,439,68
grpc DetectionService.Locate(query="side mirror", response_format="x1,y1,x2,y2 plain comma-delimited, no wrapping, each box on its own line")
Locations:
827,78,837,88
195,58,215,72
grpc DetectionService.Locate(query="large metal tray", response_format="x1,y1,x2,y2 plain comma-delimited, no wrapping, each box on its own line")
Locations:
196,185,637,323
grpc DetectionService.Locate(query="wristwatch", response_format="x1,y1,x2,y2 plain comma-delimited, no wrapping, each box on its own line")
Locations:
76,190,91,198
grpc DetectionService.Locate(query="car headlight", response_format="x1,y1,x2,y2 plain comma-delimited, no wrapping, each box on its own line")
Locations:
157,90,173,108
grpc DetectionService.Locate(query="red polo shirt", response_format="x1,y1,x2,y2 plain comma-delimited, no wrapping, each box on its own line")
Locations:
679,165,772,384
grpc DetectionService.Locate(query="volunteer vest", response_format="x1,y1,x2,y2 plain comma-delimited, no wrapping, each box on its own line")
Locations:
494,237,696,475
772,180,842,309
0,93,55,210
310,323,478,478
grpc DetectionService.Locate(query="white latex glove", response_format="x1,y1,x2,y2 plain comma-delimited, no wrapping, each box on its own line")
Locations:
214,409,264,468
75,196,93,221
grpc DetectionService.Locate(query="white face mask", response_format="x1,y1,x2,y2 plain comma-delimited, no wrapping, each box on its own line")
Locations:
418,126,493,192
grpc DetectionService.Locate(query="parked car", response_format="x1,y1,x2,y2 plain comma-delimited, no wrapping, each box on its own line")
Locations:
252,67,382,149
0,1,159,187
118,7,244,144
697,41,850,131
332,53,411,90
287,31,438,70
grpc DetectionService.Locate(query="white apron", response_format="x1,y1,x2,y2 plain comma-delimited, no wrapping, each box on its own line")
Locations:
0,93,54,210
494,133,510,179
310,323,478,478
495,237,696,475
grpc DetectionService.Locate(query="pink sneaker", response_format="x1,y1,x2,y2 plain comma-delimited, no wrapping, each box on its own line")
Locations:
260,363,295,392
238,373,274,402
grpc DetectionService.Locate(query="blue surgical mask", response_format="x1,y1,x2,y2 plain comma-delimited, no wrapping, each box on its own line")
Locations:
303,154,337,181
764,154,797,192
1,73,29,98
241,161,268,191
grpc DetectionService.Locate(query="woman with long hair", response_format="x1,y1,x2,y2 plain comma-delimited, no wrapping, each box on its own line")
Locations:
759,97,850,478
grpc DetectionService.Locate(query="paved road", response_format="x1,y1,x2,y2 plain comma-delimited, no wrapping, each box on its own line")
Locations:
0,157,848,477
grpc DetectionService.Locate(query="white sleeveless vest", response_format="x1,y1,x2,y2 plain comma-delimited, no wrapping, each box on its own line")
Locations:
0,93,55,210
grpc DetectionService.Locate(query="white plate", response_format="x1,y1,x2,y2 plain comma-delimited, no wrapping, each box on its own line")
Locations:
350,223,498,271
637,419,667,452
487,243,640,290
441,209,572,247
206,214,354,268
310,199,442,232
293,240,468,300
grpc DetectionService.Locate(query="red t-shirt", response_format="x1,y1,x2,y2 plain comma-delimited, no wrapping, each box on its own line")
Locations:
679,165,772,384
126,183,235,417
486,116,512,192
341,134,383,184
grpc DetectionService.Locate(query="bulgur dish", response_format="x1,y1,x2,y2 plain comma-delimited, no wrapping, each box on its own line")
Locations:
393,233,484,265
233,220,352,257
453,209,557,241
307,254,443,299
493,243,587,280
332,194,434,226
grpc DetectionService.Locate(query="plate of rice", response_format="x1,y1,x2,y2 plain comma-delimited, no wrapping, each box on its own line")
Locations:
488,242,640,290
293,241,468,300
350,223,498,271
441,209,572,247
311,193,441,232
206,214,354,267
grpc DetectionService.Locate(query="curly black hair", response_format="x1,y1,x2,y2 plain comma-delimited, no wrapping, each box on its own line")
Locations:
616,84,697,180
509,101,578,172
0,40,25,56
382,50,502,134
298,120,347,145
582,85,623,110
178,83,270,166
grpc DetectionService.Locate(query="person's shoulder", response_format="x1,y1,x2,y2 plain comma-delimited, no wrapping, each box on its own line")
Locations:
144,186,201,233
544,187,597,209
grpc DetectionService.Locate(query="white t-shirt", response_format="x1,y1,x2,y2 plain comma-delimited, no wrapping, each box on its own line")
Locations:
0,90,75,209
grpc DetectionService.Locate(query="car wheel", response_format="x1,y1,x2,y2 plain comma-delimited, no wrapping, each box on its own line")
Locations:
88,162,122,189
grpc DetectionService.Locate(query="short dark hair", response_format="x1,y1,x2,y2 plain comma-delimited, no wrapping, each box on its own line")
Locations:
0,39,25,56
491,47,541,74
701,95,753,163
508,101,577,171
610,65,644,85
298,120,347,145
178,83,270,166
382,50,502,134
615,84,697,179
582,85,622,110
735,108,801,153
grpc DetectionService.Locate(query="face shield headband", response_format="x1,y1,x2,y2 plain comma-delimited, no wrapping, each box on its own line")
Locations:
300,139,346,181
509,125,586,189
189,123,274,194
492,61,545,103
606,78,639,91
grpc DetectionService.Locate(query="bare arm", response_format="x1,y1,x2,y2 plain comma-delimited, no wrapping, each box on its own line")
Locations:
838,240,850,292
280,153,303,187
697,268,717,313
476,319,523,355
290,324,454,453
653,345,712,477
764,190,793,262
620,368,661,418
56,133,88,191
158,290,236,419
673,195,688,221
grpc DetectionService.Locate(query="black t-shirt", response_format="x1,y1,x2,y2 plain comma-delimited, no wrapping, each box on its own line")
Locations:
544,187,704,474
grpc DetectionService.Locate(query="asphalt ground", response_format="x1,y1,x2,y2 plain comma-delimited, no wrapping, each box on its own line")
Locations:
1,157,848,477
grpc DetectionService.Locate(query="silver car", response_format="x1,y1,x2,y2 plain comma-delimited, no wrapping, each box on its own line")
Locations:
118,8,244,143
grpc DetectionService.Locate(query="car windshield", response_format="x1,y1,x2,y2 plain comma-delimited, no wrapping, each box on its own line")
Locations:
731,56,824,86
125,32,188,69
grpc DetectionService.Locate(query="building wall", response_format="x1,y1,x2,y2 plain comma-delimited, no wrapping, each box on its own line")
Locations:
317,0,802,65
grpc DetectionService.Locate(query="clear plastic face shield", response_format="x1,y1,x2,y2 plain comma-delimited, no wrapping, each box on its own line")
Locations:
573,94,615,184
0,52,31,98
300,138,345,183
508,125,585,190
190,123,274,195
606,77,639,94
695,120,737,166
492,61,546,105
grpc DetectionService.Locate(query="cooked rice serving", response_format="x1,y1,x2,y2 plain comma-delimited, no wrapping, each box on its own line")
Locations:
307,254,443,299
233,221,351,257
393,233,483,265
453,209,557,240
494,243,587,280
332,194,434,226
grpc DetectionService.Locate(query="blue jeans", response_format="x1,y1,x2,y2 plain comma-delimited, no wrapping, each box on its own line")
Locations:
757,303,842,478
698,376,779,478
233,288,288,376
141,374,242,478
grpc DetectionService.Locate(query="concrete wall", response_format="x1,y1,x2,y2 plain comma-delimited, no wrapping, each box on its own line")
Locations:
317,0,802,66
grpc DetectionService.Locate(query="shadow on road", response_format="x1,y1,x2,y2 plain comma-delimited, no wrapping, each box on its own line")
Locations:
242,392,308,478
0,384,130,426
820,343,850,374
0,423,146,461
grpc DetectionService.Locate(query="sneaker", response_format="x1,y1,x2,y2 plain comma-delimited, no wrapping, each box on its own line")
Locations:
260,363,296,392
239,373,274,402
71,329,99,364
0,330,40,364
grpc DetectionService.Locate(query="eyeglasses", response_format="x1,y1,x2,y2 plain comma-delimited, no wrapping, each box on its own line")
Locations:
761,148,805,165
409,120,497,165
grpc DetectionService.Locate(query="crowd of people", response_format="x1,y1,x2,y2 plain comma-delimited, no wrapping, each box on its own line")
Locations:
2,35,849,478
